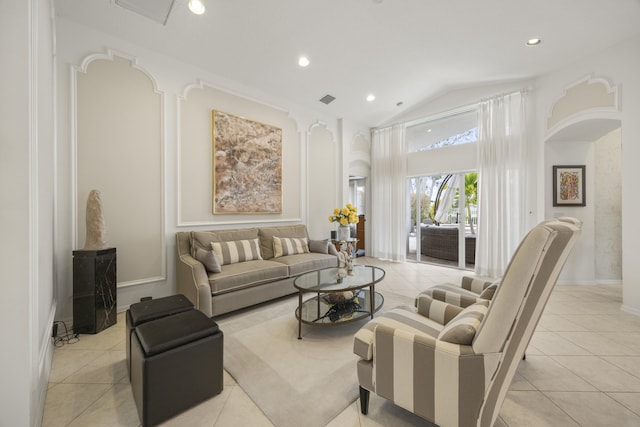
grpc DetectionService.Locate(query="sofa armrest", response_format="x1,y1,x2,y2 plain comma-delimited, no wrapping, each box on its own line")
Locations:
415,294,463,325
175,234,212,316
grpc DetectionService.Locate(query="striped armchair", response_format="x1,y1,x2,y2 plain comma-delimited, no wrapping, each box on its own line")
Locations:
353,218,581,426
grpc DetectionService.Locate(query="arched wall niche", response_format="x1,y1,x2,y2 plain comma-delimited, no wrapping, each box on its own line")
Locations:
307,122,339,240
73,51,165,287
351,132,370,154
546,75,620,135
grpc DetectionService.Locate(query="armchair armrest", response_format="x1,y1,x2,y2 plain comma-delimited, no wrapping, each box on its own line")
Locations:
354,305,445,361
415,294,463,325
428,287,486,308
461,276,496,292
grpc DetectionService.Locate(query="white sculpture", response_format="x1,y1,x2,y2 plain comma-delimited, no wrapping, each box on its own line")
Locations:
83,189,108,250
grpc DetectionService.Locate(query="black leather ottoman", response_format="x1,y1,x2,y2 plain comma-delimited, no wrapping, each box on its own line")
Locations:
131,309,224,427
126,294,194,379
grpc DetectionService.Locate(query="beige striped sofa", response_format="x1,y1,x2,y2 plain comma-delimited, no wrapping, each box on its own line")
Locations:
176,225,338,317
353,218,581,426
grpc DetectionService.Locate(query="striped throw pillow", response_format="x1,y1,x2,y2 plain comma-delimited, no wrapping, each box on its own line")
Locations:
437,300,489,345
211,238,263,265
272,236,309,258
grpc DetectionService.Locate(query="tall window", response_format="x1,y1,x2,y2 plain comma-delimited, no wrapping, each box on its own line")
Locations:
406,110,477,152
406,108,478,269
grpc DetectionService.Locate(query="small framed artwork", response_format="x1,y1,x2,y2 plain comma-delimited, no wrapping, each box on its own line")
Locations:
553,165,586,206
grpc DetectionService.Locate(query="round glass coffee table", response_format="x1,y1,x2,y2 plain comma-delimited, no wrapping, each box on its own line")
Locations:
293,265,385,339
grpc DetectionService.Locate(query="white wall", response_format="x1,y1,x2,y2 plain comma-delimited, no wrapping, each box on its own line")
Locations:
0,0,56,424
536,34,640,313
54,18,368,319
307,124,339,240
545,141,596,283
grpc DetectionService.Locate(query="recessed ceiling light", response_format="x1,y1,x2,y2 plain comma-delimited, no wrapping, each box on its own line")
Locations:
526,38,542,46
366,94,376,102
298,56,310,67
188,0,205,15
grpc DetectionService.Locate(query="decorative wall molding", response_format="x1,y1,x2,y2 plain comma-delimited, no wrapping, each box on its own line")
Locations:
71,49,167,287
351,132,370,154
177,79,302,227
176,218,303,229
180,78,291,114
308,120,330,132
546,74,621,138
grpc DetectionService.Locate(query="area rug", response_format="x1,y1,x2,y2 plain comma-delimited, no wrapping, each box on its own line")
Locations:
216,290,412,427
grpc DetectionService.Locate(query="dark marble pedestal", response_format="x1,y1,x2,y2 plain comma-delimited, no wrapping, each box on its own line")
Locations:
73,248,117,334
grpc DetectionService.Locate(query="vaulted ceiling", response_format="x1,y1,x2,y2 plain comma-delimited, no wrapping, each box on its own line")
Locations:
54,0,640,127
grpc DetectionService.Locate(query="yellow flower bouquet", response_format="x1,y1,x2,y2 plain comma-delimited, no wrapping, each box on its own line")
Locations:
328,204,359,226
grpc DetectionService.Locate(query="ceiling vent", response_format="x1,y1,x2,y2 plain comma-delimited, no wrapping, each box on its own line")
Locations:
319,94,336,105
114,0,176,25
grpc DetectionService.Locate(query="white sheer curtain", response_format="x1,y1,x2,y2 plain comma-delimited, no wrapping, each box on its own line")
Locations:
370,124,407,261
475,90,528,278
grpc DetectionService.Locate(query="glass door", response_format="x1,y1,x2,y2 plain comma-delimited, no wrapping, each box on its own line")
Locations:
407,172,477,269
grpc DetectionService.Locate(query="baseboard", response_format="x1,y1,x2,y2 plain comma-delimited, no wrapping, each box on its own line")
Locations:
596,279,623,286
556,280,597,286
35,302,57,426
621,305,640,317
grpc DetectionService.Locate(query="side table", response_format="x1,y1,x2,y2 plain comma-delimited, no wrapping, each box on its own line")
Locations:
73,248,117,333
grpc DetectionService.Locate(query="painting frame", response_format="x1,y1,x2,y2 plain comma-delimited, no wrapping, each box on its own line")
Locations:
552,165,586,207
212,110,282,214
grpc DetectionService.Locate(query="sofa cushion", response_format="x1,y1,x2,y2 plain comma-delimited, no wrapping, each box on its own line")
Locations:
195,247,222,273
437,300,489,345
272,252,337,276
208,260,289,295
211,238,263,265
273,236,309,258
258,225,309,260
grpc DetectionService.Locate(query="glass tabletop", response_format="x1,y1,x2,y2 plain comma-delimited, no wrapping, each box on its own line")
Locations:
293,265,385,293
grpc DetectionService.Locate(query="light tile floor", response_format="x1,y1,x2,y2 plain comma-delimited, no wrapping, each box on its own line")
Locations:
42,258,640,426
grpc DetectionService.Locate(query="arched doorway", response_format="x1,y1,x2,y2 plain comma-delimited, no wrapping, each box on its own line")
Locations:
545,118,622,284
